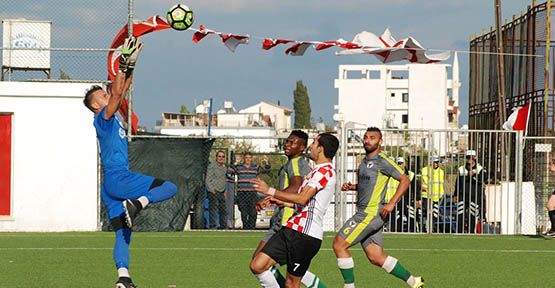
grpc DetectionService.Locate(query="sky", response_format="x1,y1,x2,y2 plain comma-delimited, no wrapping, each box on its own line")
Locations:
0,0,539,129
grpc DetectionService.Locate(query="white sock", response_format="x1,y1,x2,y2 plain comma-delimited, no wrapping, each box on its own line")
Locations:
138,196,149,208
117,267,130,278
337,257,354,269
256,270,280,288
344,284,355,288
301,270,317,287
406,276,416,287
382,256,398,273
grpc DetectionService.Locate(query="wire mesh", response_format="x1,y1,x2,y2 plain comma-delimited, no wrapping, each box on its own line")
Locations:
0,0,127,81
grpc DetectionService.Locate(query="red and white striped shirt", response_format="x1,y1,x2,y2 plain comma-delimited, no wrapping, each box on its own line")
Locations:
285,162,336,240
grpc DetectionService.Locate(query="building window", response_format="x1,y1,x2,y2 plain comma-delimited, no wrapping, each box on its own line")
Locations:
402,114,409,124
402,93,409,102
390,93,395,97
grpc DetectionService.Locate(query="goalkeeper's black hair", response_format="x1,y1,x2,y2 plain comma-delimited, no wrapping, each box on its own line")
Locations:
83,85,103,112
289,130,309,147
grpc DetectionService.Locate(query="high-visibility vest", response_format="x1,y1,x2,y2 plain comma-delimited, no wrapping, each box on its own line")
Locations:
421,166,445,201
385,171,414,202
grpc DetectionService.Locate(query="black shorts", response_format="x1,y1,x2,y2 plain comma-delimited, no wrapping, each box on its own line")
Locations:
261,227,322,277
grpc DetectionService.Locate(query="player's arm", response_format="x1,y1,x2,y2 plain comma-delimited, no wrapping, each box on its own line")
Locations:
251,178,317,206
104,71,131,120
282,176,303,194
380,174,409,217
104,37,143,120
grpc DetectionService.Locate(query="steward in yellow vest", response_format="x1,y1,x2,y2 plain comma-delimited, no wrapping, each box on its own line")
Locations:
420,157,445,232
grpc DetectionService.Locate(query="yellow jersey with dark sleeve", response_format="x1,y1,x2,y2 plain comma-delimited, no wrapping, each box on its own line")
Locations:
356,152,404,214
280,155,311,225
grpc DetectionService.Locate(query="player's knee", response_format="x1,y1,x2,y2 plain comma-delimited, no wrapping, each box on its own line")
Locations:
285,276,301,288
249,258,265,275
166,181,178,196
332,236,348,253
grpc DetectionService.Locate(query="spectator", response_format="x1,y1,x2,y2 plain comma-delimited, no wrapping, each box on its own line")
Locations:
224,155,239,229
420,156,445,232
455,150,488,233
386,157,420,232
205,151,228,229
229,152,271,229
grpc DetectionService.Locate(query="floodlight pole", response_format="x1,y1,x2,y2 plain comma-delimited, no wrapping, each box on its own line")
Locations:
127,0,134,140
495,0,507,180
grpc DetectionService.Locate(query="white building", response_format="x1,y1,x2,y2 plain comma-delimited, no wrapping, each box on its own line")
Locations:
157,101,292,152
0,81,99,231
334,53,461,130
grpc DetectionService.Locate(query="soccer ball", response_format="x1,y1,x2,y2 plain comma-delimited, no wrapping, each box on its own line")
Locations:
166,4,194,31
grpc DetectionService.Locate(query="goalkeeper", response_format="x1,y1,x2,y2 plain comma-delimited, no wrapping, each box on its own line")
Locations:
83,36,177,288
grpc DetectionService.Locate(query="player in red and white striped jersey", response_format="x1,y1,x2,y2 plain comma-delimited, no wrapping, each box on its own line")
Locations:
249,133,339,288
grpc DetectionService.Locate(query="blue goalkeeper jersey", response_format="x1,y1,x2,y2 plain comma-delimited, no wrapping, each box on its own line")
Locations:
94,107,129,172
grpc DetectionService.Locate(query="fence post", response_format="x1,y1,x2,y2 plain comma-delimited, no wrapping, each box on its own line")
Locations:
335,119,348,231
515,131,524,234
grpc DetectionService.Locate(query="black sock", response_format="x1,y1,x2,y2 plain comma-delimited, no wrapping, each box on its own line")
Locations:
549,210,555,231
119,276,132,283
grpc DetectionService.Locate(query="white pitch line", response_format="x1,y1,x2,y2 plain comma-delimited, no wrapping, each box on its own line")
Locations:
0,247,554,253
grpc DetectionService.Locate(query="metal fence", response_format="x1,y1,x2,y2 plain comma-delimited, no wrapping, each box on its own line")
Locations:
176,129,555,236
334,128,532,235
0,0,128,82
469,1,555,135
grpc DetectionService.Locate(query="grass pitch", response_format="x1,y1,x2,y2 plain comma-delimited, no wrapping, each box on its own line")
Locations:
0,232,553,287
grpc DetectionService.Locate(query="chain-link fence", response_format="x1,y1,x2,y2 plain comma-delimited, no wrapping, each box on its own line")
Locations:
195,135,338,231
0,0,128,82
523,136,555,232
469,1,554,136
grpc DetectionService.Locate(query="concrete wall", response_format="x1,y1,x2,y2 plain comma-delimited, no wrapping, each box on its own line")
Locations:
0,81,99,231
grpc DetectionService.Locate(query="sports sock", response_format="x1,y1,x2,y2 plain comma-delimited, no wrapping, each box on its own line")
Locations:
406,276,418,287
256,270,280,288
337,257,355,287
549,210,555,231
301,270,327,288
117,267,130,278
146,181,177,204
269,266,286,288
382,256,411,282
137,196,149,209
114,228,132,270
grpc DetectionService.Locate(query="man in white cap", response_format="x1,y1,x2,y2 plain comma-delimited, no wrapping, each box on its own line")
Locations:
455,150,488,233
420,156,445,232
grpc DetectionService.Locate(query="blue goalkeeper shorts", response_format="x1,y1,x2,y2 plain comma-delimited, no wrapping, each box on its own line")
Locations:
101,169,155,219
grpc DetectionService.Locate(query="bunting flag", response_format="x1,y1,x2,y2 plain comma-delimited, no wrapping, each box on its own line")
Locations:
220,34,250,52
107,15,171,134
262,38,295,50
106,15,449,132
315,39,360,51
285,42,314,56
192,25,249,52
336,28,450,64
503,102,531,135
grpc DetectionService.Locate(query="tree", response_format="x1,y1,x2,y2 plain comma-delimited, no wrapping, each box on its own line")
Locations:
180,105,190,114
59,69,70,80
293,80,312,129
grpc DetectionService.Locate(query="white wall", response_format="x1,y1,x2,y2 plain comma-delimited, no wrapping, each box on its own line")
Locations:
408,64,448,130
0,81,99,231
335,69,387,127
160,126,278,152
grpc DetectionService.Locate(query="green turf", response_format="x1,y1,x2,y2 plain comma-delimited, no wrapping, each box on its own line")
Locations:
0,232,553,287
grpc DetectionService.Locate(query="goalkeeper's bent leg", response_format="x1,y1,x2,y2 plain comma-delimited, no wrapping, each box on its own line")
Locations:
145,180,177,205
